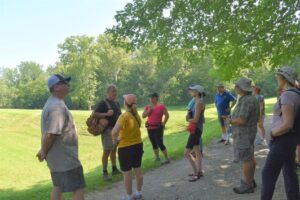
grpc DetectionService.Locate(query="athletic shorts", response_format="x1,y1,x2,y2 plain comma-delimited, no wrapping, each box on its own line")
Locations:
50,166,85,192
118,143,143,172
186,128,202,149
101,127,114,150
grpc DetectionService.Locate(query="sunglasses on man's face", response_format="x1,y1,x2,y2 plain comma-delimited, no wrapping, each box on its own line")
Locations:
56,81,69,86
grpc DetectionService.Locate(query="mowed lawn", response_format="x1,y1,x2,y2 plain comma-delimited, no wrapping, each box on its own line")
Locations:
0,98,276,200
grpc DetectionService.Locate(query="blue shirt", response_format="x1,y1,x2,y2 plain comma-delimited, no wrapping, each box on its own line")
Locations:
215,91,236,116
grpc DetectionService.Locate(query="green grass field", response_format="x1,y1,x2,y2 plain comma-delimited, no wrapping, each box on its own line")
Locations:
0,98,277,200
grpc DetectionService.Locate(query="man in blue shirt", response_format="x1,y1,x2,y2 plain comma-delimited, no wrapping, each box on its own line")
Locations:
215,84,236,145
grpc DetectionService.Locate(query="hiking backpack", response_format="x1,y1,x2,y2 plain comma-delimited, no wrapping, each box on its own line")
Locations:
86,100,111,136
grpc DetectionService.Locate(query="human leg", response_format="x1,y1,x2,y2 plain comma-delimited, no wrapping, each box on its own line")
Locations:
72,188,84,200
51,186,62,200
155,127,169,161
261,151,284,200
282,150,300,200
148,129,160,160
218,116,227,142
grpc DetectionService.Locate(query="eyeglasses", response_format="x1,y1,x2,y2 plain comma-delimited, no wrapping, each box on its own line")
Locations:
56,81,69,87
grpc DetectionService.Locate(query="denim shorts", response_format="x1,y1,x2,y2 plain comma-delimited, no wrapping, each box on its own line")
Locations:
50,166,85,192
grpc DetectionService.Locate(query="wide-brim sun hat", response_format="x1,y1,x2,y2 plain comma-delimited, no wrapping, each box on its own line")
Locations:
276,66,298,85
188,84,205,93
235,77,253,92
123,94,137,106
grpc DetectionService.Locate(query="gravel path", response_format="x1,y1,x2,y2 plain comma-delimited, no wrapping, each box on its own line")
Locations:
87,117,287,200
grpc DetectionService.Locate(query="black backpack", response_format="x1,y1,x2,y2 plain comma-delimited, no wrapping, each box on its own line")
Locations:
279,88,300,141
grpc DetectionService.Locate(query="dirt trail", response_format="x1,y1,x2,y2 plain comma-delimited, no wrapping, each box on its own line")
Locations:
87,117,287,200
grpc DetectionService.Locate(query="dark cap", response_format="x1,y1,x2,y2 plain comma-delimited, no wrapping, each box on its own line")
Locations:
148,92,159,98
47,74,71,89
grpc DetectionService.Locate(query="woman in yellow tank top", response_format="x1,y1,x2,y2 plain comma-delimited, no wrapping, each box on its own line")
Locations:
112,94,144,200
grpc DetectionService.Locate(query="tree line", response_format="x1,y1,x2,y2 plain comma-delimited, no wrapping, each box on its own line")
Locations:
1,34,298,110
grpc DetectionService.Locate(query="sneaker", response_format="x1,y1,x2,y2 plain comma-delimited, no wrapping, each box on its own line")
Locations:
133,192,144,200
154,157,161,162
218,138,226,143
233,180,254,194
102,172,112,181
112,169,122,176
224,140,230,145
161,158,170,165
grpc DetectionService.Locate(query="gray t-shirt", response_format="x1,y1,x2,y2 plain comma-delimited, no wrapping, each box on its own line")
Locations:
272,90,300,132
41,96,81,172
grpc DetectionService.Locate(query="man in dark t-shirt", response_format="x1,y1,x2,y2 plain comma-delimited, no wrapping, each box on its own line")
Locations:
93,85,122,181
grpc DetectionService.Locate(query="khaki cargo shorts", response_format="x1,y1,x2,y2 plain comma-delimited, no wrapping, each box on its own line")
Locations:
101,127,114,150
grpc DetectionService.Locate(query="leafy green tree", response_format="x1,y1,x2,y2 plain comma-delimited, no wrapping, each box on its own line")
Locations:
57,35,100,109
107,0,300,80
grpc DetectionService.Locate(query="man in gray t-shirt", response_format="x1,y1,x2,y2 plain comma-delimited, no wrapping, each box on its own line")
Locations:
36,74,85,199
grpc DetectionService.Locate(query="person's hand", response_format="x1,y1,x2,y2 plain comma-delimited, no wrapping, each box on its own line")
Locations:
36,149,46,162
106,109,114,116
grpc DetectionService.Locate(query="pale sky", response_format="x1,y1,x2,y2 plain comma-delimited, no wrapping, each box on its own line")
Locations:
0,0,132,69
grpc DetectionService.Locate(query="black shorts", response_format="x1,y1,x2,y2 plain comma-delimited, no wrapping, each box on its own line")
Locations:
50,166,85,192
186,128,202,149
118,143,144,172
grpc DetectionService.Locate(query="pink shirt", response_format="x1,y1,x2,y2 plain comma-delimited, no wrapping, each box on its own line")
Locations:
145,104,166,125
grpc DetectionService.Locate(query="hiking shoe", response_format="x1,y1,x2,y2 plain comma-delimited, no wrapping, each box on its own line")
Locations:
112,169,122,176
224,140,230,145
218,138,226,143
233,181,254,194
133,192,144,200
102,173,112,181
161,159,170,165
154,157,161,162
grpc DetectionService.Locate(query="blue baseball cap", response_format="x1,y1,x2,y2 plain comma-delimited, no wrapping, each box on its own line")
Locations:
47,74,71,89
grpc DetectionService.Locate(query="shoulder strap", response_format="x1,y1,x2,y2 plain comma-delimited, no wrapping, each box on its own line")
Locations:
286,88,300,96
279,88,300,116
104,100,112,110
128,111,141,128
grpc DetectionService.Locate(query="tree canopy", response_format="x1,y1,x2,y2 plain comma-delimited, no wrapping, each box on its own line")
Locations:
107,0,300,80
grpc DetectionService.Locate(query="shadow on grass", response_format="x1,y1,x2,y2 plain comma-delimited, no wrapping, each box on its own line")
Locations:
0,119,221,200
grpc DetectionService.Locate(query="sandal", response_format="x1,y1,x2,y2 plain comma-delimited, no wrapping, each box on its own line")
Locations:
188,171,203,177
189,175,200,182
188,172,203,182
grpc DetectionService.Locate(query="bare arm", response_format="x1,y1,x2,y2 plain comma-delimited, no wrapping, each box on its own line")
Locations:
93,110,113,118
112,123,122,143
271,104,294,137
230,100,237,110
189,100,203,123
142,108,151,118
230,117,246,126
36,133,56,162
162,107,169,126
